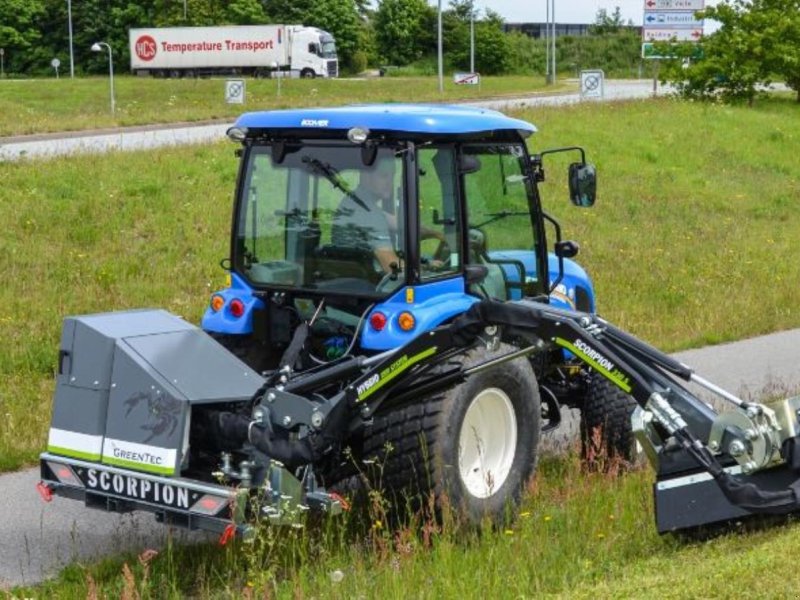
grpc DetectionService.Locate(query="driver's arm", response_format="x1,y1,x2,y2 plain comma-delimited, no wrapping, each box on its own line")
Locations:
374,246,402,274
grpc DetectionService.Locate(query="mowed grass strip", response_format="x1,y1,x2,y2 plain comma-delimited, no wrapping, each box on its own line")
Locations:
1,96,799,472
0,76,567,137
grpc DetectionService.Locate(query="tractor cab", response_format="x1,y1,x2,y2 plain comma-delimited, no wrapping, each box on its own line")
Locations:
203,104,597,365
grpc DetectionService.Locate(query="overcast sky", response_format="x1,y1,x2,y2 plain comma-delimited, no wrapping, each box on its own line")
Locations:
430,1,719,26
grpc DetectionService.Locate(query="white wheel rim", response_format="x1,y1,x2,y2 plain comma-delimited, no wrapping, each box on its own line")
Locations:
458,387,518,499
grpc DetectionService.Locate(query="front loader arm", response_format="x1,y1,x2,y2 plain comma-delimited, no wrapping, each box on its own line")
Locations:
216,298,800,523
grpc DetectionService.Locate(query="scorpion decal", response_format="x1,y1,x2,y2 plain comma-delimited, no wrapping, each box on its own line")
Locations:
123,390,182,443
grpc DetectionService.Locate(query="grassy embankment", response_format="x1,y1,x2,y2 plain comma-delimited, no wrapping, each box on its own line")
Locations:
0,76,569,137
3,96,800,597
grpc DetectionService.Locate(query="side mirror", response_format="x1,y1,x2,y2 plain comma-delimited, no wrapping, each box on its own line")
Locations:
555,240,580,259
459,155,481,175
568,162,597,207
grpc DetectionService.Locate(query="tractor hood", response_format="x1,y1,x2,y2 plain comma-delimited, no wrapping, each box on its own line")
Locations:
47,310,263,476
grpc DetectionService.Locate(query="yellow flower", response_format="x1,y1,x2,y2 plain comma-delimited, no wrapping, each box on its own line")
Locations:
597,533,605,539
504,530,514,535
543,515,552,522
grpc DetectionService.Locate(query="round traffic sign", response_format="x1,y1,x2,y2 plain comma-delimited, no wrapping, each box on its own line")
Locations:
51,58,61,69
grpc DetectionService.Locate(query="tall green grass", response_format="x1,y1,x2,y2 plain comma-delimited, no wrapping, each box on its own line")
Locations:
1,96,799,472
14,452,800,598
4,95,800,598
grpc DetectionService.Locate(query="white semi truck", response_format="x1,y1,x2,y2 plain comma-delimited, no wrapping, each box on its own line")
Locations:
129,25,338,78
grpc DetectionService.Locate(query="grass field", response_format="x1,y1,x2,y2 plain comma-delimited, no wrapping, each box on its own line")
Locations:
0,75,568,137
3,95,800,597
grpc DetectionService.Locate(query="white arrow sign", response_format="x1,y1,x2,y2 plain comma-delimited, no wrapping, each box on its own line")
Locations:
643,0,704,9
643,28,703,41
644,11,703,27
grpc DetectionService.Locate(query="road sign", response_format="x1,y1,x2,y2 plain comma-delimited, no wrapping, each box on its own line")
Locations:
644,0,704,9
453,72,480,85
644,11,703,28
225,79,245,104
643,28,702,42
580,70,604,100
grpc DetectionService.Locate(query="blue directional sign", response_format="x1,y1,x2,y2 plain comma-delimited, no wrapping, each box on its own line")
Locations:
644,11,703,28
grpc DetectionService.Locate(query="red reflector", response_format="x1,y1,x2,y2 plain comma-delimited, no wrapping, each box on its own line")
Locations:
219,523,236,546
229,298,245,318
36,481,53,503
369,311,387,331
329,491,351,512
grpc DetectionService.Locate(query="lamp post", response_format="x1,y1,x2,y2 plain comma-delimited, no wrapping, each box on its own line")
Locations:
67,0,74,78
91,42,116,116
469,5,475,73
437,0,443,93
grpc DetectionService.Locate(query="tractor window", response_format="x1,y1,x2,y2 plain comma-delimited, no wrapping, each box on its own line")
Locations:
417,147,462,281
235,144,406,296
462,144,540,300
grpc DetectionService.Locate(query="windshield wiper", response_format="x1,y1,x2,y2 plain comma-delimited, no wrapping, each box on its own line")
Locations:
301,156,370,211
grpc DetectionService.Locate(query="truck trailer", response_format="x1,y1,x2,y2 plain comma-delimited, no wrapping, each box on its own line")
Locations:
129,25,338,78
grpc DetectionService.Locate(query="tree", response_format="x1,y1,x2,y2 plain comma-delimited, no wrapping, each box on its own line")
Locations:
0,0,46,73
373,0,432,66
660,0,800,103
590,6,624,35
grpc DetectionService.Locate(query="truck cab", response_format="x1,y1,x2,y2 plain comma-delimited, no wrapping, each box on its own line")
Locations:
289,26,338,78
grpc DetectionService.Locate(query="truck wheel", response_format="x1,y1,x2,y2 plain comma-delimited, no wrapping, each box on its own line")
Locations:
580,373,639,470
301,68,316,79
362,346,541,525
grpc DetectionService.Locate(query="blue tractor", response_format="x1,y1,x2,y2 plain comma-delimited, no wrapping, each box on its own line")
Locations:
197,104,630,519
43,104,800,536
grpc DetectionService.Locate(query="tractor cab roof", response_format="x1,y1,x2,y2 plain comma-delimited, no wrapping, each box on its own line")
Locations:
232,103,537,142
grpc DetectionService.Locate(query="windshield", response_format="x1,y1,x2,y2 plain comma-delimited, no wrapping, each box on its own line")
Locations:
235,144,406,296
320,37,337,59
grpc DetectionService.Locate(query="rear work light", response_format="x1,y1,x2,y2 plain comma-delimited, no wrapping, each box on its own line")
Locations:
229,298,245,318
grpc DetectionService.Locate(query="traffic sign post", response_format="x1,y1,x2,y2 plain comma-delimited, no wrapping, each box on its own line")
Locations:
642,0,704,94
225,79,245,104
580,70,604,100
51,58,61,79
453,72,480,86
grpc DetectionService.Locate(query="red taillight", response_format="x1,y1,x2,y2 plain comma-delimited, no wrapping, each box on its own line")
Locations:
36,481,53,503
229,298,245,318
369,311,387,331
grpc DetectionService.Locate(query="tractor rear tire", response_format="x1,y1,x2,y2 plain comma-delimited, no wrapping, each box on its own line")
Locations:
361,346,541,525
580,373,639,470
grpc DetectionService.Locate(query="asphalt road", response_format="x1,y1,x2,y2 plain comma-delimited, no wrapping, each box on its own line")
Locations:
3,327,800,589
0,79,667,162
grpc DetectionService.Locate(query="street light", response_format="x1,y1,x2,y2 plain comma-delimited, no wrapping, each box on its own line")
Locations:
67,0,74,78
437,0,443,93
91,42,116,116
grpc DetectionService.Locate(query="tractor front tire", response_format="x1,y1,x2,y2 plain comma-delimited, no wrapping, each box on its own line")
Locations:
362,347,541,525
580,373,639,470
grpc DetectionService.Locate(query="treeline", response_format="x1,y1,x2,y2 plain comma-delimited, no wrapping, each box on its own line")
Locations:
0,0,644,77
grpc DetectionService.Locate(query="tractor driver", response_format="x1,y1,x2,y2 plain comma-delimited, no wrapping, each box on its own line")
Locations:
331,154,446,277
331,155,401,275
